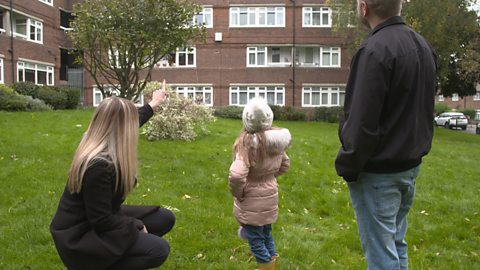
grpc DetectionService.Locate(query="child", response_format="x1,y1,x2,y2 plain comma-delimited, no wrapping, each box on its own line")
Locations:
228,98,291,270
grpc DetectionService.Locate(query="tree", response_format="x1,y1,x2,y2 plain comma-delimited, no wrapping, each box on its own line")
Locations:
70,0,206,101
326,0,480,97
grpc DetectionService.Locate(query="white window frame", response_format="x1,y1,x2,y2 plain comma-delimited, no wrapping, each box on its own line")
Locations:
302,7,332,27
176,47,196,67
438,95,444,102
193,7,213,28
38,0,53,6
108,48,121,68
473,92,480,101
0,58,3,84
13,17,43,44
247,47,267,67
93,86,144,107
452,93,459,101
17,61,54,86
302,86,346,107
174,86,213,106
229,85,284,106
230,7,285,27
320,47,340,67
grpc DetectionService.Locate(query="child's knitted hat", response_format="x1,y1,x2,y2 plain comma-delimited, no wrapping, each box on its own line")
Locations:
242,98,273,133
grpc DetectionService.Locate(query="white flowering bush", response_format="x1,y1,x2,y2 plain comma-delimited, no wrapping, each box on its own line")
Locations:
142,81,215,141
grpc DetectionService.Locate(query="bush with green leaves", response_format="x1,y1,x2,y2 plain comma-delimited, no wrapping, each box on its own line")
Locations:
141,81,216,141
58,87,80,109
36,86,68,109
0,85,27,111
314,107,344,123
270,105,307,121
23,95,53,111
0,85,51,111
213,106,243,119
12,82,40,97
461,108,476,120
434,103,451,115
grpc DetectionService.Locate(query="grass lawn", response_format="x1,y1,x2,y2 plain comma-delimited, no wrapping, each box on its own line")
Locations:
0,109,479,270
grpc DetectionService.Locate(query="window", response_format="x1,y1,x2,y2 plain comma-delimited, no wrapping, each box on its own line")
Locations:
30,20,43,43
0,11,4,33
321,47,340,67
452,93,459,101
154,48,195,68
247,47,267,67
108,48,121,68
438,95,444,102
17,61,54,86
0,58,3,84
174,86,213,106
303,7,332,27
271,48,280,63
176,47,196,67
193,7,213,28
13,15,43,43
473,92,480,101
230,86,284,106
39,0,53,6
230,7,285,27
302,86,345,107
93,86,144,107
60,10,74,30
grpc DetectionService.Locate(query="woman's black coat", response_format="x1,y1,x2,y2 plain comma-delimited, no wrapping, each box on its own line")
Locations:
50,105,158,270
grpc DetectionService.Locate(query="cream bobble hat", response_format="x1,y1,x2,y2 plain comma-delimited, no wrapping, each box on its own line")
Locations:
242,97,274,133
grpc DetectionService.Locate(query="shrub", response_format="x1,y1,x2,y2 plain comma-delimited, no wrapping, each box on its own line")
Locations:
270,105,306,121
36,86,68,109
58,86,80,109
434,103,451,115
12,82,40,98
0,85,28,111
461,108,476,120
141,81,216,141
314,107,344,123
213,106,243,119
23,95,53,111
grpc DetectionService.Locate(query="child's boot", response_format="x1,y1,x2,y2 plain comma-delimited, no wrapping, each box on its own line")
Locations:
257,260,275,270
272,255,279,270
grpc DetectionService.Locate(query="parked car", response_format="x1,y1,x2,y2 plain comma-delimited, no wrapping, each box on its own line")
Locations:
476,122,480,134
434,112,468,130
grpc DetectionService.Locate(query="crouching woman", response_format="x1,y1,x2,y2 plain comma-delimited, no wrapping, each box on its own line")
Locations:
50,81,175,270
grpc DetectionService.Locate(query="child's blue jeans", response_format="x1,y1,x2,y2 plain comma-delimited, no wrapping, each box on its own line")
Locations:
242,224,276,263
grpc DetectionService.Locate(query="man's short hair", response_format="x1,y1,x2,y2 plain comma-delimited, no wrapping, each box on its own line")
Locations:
365,0,402,19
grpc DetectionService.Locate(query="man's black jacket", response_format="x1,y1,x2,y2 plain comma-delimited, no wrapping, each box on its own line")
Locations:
335,16,437,182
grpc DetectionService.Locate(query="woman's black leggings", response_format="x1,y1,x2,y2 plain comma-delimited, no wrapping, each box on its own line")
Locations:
107,208,176,270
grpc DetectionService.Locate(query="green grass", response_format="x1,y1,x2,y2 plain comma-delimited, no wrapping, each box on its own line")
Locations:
0,110,479,270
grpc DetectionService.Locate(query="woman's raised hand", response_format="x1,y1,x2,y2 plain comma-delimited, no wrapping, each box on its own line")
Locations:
148,79,168,110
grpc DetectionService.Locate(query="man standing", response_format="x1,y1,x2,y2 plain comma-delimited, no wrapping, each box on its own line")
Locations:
335,0,437,269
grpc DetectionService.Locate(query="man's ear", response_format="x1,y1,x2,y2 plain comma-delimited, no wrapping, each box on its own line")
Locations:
360,1,368,17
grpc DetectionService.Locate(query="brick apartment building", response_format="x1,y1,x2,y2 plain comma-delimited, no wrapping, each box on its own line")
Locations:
0,0,81,93
1,0,479,119
86,0,352,109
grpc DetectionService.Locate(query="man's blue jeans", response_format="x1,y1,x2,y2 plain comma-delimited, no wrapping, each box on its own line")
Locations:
243,224,276,263
347,165,419,270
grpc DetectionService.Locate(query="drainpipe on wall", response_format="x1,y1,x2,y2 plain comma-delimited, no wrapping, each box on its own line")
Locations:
290,0,296,107
9,0,14,83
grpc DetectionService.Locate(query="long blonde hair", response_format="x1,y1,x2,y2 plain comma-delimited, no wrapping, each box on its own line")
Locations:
232,129,269,167
67,97,139,198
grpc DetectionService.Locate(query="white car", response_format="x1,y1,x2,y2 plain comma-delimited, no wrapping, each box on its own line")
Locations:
434,112,468,130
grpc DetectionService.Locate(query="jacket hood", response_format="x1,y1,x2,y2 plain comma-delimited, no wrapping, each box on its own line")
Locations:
265,128,291,155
